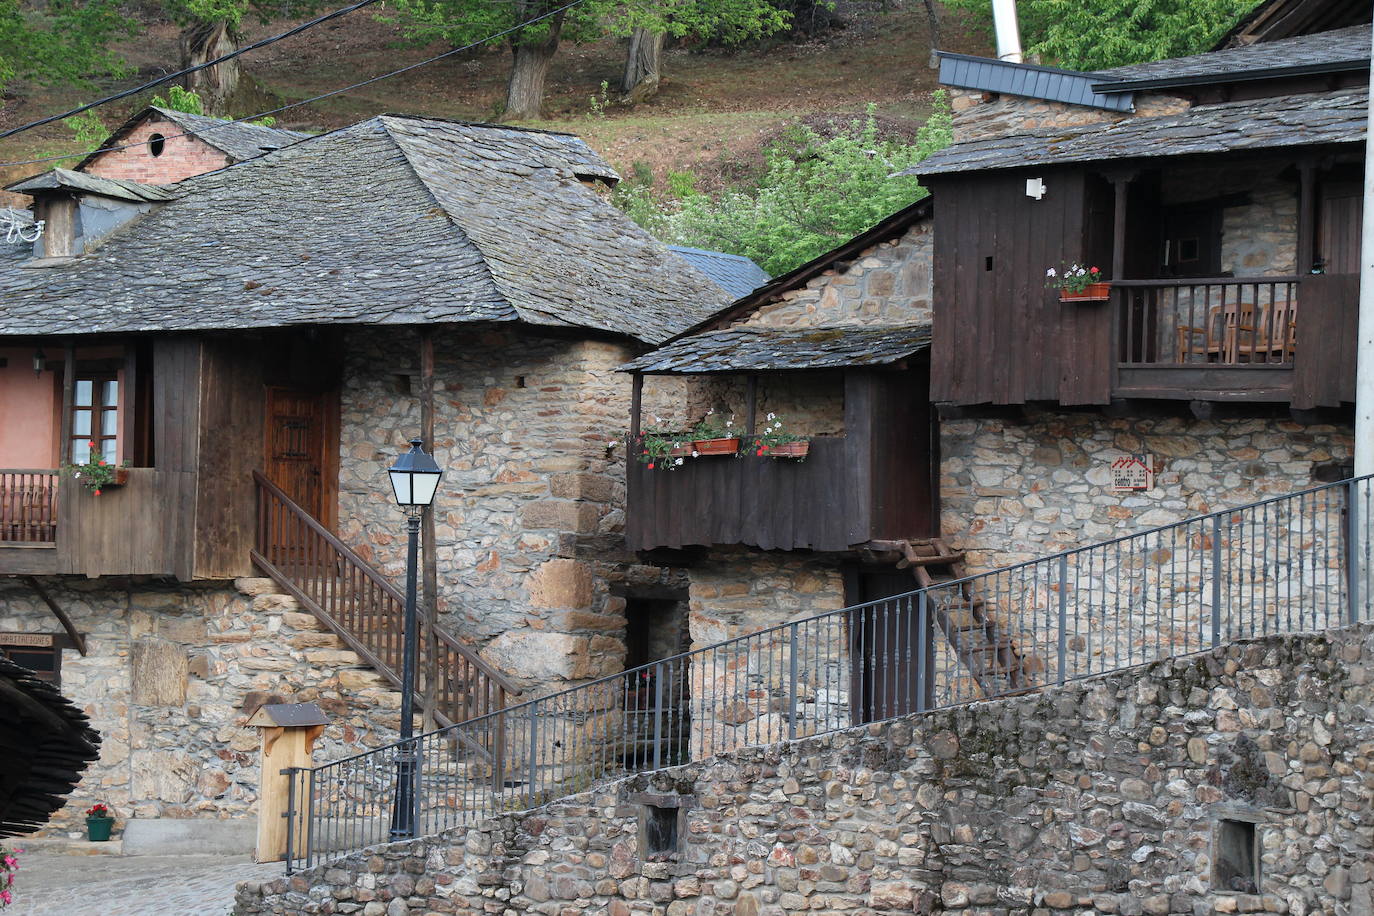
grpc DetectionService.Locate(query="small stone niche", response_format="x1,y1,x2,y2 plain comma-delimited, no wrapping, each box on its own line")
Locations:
1214,817,1260,893
631,792,695,861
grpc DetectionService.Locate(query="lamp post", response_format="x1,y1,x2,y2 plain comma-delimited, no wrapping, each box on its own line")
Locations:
387,437,443,840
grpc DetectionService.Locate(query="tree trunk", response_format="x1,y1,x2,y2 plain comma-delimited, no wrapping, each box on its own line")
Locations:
179,19,240,115
620,28,665,103
504,14,564,121
921,0,942,68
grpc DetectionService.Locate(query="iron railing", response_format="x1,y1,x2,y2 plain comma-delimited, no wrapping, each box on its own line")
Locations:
0,470,58,543
283,475,1374,872
1117,277,1301,366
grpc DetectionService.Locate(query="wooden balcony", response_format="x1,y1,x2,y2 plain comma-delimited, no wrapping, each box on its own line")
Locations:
0,467,198,577
1111,274,1357,408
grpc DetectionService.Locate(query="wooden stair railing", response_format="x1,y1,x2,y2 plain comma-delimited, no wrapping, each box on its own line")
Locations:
897,538,1033,699
251,471,519,734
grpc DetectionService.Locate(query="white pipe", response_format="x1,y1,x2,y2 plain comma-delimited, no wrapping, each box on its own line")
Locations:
992,0,1023,63
1356,14,1374,480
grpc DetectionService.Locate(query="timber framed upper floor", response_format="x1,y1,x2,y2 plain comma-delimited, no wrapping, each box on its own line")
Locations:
916,6,1370,411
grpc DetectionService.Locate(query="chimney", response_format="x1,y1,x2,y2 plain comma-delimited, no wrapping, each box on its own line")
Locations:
992,0,1024,63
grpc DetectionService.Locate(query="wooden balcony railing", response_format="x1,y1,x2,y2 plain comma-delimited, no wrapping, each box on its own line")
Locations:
1116,277,1303,368
251,471,519,732
0,470,58,544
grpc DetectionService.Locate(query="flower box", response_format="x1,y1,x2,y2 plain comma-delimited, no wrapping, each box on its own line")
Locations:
760,441,810,459
1058,281,1111,302
693,437,740,456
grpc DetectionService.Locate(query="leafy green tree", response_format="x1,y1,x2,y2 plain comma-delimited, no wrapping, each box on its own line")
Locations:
388,0,787,119
0,0,133,95
625,96,952,276
942,0,1261,70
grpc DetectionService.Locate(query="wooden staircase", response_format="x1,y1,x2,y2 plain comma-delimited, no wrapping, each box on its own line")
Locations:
884,537,1033,699
251,471,519,731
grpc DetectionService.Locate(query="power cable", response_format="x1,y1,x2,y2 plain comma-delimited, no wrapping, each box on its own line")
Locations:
0,0,392,142
0,0,588,172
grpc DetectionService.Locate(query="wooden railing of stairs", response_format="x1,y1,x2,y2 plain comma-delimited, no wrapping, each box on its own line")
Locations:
251,471,520,738
875,537,1032,698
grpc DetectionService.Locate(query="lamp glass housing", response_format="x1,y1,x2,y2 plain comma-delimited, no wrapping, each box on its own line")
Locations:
388,439,443,507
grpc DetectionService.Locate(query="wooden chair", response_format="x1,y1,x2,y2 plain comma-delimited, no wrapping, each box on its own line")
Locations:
1234,299,1297,364
1175,300,1257,364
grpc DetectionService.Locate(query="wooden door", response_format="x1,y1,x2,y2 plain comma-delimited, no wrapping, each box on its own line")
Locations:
847,568,933,725
1318,181,1361,274
264,388,330,523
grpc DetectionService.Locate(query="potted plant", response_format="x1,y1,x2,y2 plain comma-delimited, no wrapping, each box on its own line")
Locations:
1046,263,1110,302
688,410,740,456
633,420,694,470
84,803,114,842
63,445,130,495
0,845,18,908
752,413,809,459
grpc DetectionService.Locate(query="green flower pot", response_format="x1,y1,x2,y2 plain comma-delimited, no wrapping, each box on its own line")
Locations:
86,816,114,842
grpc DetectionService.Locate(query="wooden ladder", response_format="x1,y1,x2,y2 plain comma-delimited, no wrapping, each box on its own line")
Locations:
895,538,1031,699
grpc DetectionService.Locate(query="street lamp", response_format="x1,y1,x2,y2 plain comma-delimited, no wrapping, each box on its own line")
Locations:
387,437,442,840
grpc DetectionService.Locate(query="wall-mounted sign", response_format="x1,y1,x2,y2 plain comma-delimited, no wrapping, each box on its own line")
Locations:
0,632,54,647
1111,454,1154,491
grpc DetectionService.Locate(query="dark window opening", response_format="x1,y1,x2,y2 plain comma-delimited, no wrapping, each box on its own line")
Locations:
515,375,527,389
1215,819,1259,892
0,642,62,686
1177,237,1200,263
984,256,993,271
643,804,678,856
148,134,166,157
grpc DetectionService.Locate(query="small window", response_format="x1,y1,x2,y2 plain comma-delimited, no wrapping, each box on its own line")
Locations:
643,804,678,857
148,134,166,157
1177,237,1201,263
1215,819,1259,892
70,375,119,464
0,641,62,686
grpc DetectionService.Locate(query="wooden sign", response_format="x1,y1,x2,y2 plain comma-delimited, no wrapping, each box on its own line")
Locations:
0,632,54,647
1110,454,1154,491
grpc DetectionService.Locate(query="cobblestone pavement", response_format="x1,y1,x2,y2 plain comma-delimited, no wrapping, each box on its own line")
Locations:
6,852,280,915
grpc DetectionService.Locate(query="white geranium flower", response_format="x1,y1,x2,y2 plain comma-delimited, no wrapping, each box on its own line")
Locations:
1046,267,1056,278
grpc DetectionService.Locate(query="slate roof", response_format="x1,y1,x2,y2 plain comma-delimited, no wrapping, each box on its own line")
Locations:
936,52,1133,112
0,115,730,344
621,324,932,374
668,246,770,298
74,106,311,171
912,88,1366,177
1215,0,1370,48
1093,24,1370,90
7,168,178,203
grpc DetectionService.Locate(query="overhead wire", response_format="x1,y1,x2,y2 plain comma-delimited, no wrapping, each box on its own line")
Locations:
0,0,589,171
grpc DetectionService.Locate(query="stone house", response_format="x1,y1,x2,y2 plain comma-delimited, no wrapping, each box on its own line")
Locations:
621,0,1367,726
0,114,734,842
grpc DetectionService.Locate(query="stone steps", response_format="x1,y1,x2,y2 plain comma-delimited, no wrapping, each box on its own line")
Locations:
232,577,376,677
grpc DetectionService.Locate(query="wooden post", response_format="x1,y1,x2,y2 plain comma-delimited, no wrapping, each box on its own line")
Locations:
1297,160,1316,274
59,342,75,462
247,703,329,864
630,373,643,441
419,329,439,732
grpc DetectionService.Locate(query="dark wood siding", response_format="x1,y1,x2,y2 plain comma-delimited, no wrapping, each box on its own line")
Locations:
929,169,1105,406
627,367,935,552
193,338,266,579
1292,272,1359,409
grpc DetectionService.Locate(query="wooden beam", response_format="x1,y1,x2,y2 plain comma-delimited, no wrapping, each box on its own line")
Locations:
629,373,643,441
120,342,137,466
1297,160,1316,273
58,342,74,464
21,577,85,656
419,329,439,732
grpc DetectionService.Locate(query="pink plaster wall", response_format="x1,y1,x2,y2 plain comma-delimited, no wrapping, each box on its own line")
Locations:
0,349,59,468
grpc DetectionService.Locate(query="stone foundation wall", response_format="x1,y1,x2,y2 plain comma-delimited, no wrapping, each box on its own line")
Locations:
0,576,403,835
940,408,1353,570
237,624,1374,916
338,326,656,696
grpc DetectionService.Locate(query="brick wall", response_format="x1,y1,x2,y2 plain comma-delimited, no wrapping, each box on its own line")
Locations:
83,117,232,184
237,623,1374,916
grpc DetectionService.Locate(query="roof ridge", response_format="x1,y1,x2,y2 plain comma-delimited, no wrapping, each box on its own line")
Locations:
377,112,580,138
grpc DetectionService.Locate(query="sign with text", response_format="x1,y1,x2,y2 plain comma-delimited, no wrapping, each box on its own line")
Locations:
1110,454,1154,492
0,632,54,647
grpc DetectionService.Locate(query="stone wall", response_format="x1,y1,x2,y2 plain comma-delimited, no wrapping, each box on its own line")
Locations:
1163,162,1298,276
731,222,933,330
940,408,1353,570
237,623,1374,916
948,86,1189,143
337,326,657,696
0,576,403,835
82,116,233,184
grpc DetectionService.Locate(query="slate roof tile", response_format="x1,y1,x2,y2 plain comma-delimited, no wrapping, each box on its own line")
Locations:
667,246,771,298
621,324,932,374
0,116,728,343
912,88,1366,176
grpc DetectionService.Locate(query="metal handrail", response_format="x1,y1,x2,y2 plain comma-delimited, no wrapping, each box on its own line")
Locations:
283,474,1374,873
